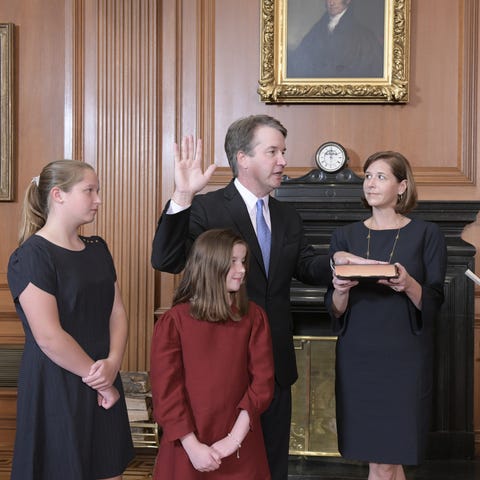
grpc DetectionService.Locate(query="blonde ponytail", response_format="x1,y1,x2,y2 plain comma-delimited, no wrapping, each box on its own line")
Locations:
18,160,95,245
18,180,47,244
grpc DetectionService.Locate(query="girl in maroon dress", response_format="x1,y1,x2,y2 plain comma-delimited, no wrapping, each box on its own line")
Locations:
150,228,275,479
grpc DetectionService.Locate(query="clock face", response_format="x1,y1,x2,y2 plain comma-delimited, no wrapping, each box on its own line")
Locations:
315,142,348,173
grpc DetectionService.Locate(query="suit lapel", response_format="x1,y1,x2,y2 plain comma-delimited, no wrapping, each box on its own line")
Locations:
268,197,286,280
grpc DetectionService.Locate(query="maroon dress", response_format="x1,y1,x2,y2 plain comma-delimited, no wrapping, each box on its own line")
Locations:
150,301,274,479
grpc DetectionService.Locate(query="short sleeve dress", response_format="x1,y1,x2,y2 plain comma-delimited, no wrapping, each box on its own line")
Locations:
7,234,134,480
324,219,447,465
150,301,275,480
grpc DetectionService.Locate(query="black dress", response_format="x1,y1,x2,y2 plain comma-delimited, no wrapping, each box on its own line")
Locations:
7,234,134,480
324,219,446,465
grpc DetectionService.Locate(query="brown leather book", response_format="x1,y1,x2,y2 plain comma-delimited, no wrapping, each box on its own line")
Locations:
334,263,398,280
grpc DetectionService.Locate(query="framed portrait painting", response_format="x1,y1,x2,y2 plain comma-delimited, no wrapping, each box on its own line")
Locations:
258,0,411,104
0,23,14,200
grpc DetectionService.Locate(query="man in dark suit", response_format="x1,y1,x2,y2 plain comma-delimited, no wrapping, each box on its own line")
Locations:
288,0,384,78
151,115,365,479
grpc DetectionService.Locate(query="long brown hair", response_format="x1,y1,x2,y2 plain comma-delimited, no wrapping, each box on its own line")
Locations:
173,229,250,322
18,160,95,245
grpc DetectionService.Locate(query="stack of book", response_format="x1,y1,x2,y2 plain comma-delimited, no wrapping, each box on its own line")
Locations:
120,371,159,448
120,371,152,423
125,392,152,422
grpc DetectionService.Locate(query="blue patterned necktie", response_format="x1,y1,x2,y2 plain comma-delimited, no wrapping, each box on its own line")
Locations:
256,199,271,274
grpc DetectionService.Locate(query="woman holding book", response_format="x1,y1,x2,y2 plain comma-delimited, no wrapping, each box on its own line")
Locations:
325,151,447,480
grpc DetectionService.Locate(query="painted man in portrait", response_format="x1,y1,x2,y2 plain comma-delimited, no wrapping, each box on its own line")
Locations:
287,0,384,78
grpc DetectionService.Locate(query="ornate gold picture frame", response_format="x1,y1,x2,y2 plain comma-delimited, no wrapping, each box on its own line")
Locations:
0,23,14,201
258,0,410,104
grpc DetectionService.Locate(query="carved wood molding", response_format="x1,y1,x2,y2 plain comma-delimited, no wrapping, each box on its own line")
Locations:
406,0,477,186
158,0,221,314
196,0,216,174
65,0,85,161
69,0,159,370
460,0,478,184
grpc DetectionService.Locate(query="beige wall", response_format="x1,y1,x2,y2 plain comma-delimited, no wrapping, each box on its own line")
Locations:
1,0,480,453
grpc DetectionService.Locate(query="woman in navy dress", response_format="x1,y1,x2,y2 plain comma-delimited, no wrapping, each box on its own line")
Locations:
7,160,134,480
325,152,447,480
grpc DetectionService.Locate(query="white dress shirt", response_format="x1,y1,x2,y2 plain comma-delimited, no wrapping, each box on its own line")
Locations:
234,178,271,234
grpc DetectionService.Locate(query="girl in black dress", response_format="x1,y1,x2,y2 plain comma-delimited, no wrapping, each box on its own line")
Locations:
8,160,134,480
326,152,447,480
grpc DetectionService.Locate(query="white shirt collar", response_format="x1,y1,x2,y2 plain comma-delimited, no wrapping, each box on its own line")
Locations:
328,8,348,32
234,178,271,229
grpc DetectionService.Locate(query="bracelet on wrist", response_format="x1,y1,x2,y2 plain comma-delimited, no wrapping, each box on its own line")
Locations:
227,432,242,459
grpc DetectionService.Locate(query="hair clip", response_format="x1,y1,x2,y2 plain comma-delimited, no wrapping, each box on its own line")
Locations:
31,176,40,186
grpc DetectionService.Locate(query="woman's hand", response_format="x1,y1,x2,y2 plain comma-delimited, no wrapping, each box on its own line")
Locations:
331,274,358,318
97,385,120,409
379,262,423,309
82,358,118,390
379,262,410,293
332,275,358,295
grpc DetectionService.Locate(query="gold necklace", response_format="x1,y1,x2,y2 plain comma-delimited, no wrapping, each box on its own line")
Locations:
366,226,401,262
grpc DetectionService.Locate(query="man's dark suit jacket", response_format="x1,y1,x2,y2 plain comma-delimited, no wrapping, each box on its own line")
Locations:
151,181,331,388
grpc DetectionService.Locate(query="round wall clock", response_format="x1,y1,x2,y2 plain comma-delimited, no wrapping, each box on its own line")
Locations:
315,142,348,173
